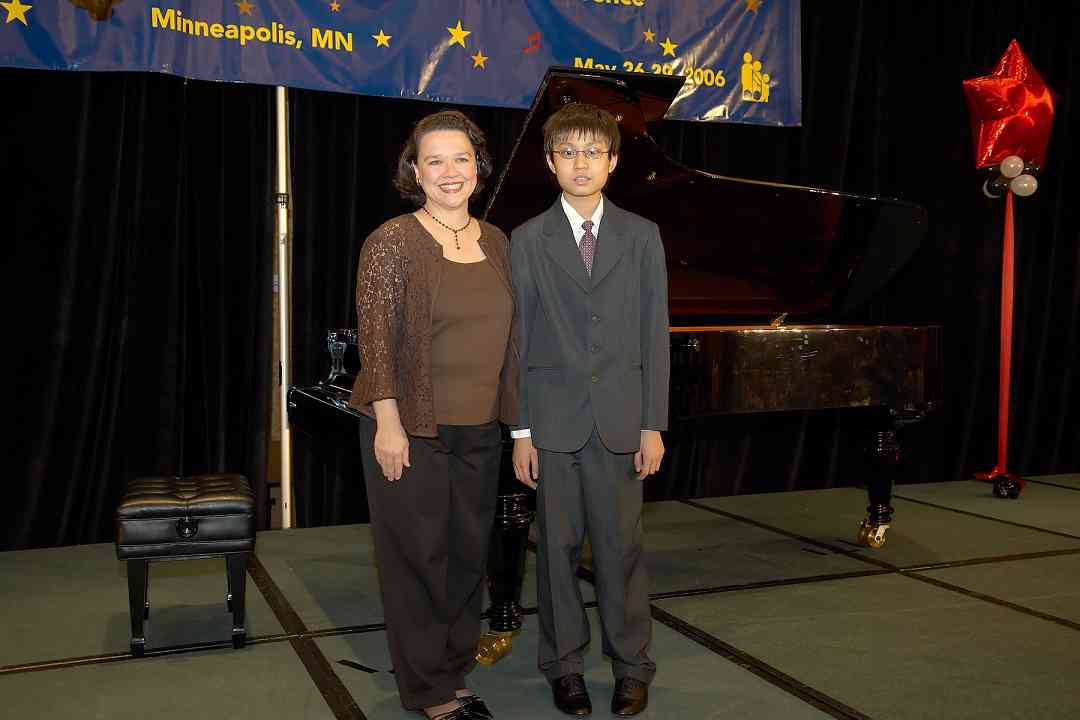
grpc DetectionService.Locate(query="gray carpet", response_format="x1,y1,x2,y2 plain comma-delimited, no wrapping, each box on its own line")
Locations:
915,553,1080,624
641,501,872,595
895,480,1080,538
693,486,1080,568
0,641,335,720
0,544,282,667
317,609,835,719
1030,474,1080,490
655,573,1080,720
3,475,1078,719
253,523,386,631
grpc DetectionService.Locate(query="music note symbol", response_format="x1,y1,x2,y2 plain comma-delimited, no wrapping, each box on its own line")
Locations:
522,31,541,54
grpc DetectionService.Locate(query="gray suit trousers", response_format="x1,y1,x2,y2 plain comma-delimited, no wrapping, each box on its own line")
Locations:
535,427,656,683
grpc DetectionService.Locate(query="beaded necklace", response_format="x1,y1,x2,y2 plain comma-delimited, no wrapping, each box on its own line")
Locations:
420,206,471,251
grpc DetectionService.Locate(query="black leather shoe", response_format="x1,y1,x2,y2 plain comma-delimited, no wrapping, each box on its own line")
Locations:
459,695,494,720
611,677,648,716
551,673,592,716
420,706,471,720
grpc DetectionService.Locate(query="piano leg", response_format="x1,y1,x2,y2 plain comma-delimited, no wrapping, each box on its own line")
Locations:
476,489,534,665
859,427,898,549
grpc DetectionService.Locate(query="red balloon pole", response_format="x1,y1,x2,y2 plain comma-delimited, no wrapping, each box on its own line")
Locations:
964,39,1056,499
976,191,1024,497
996,191,1015,473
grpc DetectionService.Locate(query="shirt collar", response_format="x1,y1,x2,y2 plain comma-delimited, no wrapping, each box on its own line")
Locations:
560,194,604,245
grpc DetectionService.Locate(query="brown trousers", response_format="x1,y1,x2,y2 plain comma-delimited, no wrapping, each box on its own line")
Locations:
358,416,501,710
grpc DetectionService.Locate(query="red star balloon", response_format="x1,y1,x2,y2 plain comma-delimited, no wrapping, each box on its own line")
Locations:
962,39,1057,169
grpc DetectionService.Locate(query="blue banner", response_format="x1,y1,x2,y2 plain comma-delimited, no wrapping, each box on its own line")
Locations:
0,1,800,125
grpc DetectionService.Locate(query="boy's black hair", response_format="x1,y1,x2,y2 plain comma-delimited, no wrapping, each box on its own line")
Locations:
542,103,621,157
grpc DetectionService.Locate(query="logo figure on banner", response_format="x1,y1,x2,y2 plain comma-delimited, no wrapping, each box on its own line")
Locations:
740,51,771,103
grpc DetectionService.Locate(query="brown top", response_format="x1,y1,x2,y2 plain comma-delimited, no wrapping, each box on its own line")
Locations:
431,258,512,425
348,213,520,437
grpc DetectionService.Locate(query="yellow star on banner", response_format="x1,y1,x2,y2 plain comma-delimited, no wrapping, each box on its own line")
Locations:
447,19,471,48
471,50,488,69
745,0,763,11
642,28,655,43
1,0,32,25
330,1,341,12
235,1,254,16
372,29,391,48
660,36,678,57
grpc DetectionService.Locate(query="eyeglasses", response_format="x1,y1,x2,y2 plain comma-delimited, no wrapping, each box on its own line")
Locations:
551,148,611,162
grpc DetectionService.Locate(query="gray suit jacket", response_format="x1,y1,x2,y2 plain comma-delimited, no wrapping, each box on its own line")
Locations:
510,197,670,454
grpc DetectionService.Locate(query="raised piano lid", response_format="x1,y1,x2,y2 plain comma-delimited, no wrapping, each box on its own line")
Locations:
483,67,929,322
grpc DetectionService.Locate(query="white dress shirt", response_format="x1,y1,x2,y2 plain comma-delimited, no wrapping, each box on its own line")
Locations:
561,193,604,248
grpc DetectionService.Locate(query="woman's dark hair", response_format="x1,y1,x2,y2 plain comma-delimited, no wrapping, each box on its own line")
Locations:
393,110,494,206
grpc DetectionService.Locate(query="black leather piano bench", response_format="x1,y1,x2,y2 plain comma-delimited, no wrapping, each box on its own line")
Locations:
115,473,256,657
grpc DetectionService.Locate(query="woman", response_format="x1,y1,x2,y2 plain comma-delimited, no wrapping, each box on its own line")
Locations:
349,110,518,720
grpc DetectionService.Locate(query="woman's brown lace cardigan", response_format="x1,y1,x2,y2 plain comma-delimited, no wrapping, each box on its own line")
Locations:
348,214,520,437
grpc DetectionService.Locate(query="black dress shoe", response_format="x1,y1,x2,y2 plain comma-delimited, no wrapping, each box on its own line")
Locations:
459,695,494,720
551,673,592,716
420,706,472,720
611,677,648,717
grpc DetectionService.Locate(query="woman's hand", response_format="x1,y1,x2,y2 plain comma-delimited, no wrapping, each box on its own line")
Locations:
512,437,540,489
374,422,410,481
372,399,410,481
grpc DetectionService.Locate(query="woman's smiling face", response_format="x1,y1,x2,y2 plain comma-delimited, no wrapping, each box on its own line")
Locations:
412,129,478,211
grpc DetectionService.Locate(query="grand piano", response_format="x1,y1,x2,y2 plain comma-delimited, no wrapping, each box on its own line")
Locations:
288,67,942,663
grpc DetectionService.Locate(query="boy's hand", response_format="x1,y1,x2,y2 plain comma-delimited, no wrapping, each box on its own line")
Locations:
635,430,665,480
513,437,540,489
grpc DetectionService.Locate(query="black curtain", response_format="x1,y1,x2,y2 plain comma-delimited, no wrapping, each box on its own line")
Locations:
6,69,276,550
7,0,1076,546
287,0,1077,524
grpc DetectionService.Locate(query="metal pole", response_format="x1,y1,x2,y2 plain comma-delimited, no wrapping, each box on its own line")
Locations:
275,85,293,529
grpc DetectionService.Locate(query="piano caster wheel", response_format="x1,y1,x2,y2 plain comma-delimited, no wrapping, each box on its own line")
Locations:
857,519,889,549
992,474,1023,499
475,631,515,666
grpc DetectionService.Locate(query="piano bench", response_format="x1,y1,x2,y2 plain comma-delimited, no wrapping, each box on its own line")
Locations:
115,473,256,657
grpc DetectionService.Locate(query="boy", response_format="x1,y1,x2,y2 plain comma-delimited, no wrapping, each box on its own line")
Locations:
510,103,669,717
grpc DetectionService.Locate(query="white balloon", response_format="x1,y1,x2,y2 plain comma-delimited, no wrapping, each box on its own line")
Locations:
1010,174,1038,197
999,155,1025,178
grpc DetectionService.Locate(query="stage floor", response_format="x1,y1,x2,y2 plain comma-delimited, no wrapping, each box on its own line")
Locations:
2,478,1078,719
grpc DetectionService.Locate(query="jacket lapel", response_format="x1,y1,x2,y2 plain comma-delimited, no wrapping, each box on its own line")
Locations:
541,200,591,292
590,198,628,287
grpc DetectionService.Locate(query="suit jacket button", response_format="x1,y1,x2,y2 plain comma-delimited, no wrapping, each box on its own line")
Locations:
591,344,600,353
591,314,600,323
591,375,599,383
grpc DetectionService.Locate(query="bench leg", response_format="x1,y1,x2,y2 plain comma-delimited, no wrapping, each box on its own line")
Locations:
127,559,148,656
226,553,248,649
144,561,151,619
225,556,233,612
